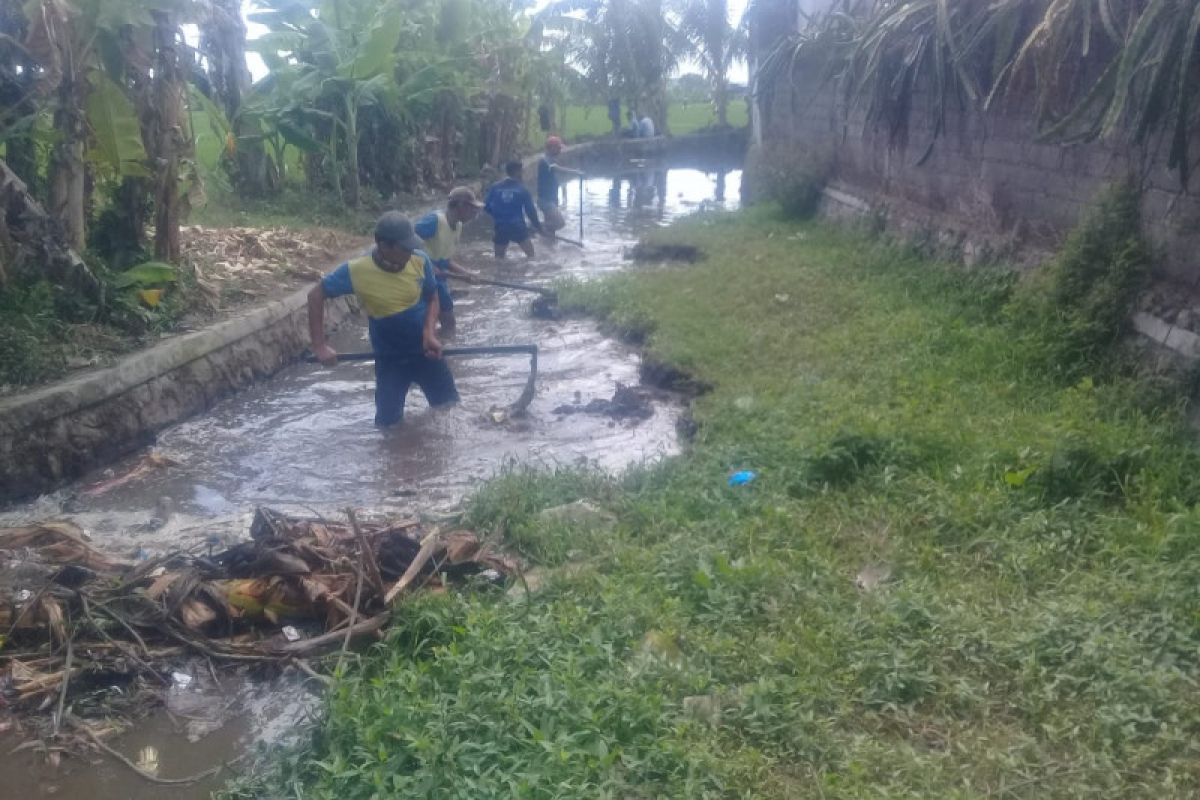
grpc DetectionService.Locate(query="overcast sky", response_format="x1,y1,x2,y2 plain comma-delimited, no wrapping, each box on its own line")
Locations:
231,0,750,84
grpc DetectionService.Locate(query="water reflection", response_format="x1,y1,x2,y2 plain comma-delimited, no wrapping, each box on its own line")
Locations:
585,165,740,222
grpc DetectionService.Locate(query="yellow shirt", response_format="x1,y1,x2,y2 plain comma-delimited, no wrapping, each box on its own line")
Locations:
322,252,434,319
417,211,461,265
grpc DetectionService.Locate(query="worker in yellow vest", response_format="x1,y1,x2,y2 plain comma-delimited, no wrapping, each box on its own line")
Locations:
308,212,455,427
414,186,483,333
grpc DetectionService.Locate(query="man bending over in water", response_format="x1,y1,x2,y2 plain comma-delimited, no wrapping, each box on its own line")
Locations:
414,186,483,333
308,212,457,427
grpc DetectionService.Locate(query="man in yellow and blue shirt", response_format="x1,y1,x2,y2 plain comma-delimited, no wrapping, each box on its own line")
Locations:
307,212,458,427
413,186,482,333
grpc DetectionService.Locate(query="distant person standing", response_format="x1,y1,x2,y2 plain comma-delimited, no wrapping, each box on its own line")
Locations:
484,160,543,259
638,113,656,138
607,98,621,137
307,212,455,427
413,186,483,333
537,136,584,238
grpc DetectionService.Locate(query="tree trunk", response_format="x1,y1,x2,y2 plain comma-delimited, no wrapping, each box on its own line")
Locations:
715,74,729,127
114,177,149,259
344,95,360,208
1,82,40,200
0,0,36,198
648,84,669,136
48,77,86,251
5,122,40,201
328,122,343,201
204,0,269,195
152,11,186,262
1,156,101,299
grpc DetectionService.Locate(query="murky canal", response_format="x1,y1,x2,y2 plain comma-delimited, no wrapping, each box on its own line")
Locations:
1,156,741,798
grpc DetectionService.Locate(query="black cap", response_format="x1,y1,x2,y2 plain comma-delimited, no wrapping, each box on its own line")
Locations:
374,211,422,250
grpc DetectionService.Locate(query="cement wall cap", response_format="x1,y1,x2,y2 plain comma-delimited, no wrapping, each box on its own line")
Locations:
0,285,314,435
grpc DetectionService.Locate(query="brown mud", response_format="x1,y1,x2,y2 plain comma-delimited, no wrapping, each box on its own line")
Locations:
627,241,704,262
0,157,742,798
552,383,660,420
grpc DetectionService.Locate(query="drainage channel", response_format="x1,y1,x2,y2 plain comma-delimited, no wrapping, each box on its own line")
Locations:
0,158,742,799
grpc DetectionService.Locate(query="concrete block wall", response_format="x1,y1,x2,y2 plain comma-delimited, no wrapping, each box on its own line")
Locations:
753,70,1200,279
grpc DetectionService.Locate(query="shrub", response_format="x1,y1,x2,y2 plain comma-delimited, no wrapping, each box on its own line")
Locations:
0,282,67,386
744,144,832,221
1011,181,1149,379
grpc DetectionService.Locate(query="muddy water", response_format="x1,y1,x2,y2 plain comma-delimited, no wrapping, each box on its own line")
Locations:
0,159,741,798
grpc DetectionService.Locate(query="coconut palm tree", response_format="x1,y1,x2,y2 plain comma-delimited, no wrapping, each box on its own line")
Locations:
538,0,682,131
673,0,748,126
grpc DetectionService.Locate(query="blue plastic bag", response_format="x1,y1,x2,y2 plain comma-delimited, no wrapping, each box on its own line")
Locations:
728,470,757,487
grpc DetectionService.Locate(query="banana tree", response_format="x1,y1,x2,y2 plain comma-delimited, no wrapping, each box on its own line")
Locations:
0,2,42,197
250,0,408,207
19,0,175,251
202,83,329,189
201,0,270,195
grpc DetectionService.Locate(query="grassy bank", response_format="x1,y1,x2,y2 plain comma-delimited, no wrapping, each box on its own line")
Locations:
225,207,1200,798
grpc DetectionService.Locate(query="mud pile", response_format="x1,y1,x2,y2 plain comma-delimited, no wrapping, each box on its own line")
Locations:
553,383,656,420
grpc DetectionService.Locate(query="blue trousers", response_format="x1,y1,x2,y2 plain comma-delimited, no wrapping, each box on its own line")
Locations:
373,355,459,427
436,275,454,312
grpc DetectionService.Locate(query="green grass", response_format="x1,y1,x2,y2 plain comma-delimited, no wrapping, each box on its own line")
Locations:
222,207,1200,798
189,182,380,232
530,102,749,147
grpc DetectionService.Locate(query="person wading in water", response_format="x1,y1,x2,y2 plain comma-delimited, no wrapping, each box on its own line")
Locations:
484,160,543,259
414,186,484,333
308,212,458,427
536,136,585,240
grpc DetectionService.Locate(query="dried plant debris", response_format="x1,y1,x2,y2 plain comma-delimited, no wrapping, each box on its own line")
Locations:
180,225,370,309
0,508,517,735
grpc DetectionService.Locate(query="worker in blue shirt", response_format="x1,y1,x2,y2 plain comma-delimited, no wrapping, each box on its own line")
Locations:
307,212,457,427
484,160,543,259
413,186,483,333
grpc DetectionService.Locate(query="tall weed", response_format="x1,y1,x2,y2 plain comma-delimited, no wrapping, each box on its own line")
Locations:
1011,182,1149,380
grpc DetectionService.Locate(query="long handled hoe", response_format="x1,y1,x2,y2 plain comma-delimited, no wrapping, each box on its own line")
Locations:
305,344,539,414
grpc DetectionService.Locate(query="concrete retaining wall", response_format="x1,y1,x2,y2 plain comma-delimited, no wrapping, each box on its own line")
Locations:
0,289,355,503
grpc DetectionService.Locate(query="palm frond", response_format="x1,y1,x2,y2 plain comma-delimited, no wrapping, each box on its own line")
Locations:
761,0,1200,186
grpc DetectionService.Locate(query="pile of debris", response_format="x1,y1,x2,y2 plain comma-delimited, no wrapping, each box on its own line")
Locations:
180,225,370,308
0,508,515,731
